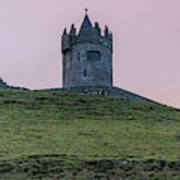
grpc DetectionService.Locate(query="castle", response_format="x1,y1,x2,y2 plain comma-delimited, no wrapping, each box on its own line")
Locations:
60,12,158,104
0,12,157,104
62,13,113,88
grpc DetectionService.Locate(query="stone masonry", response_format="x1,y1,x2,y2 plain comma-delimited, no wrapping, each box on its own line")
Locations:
62,14,113,88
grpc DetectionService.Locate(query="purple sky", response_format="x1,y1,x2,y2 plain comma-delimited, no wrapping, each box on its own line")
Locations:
0,0,180,107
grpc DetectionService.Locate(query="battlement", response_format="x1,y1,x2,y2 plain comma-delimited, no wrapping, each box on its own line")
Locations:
61,13,113,88
62,15,113,53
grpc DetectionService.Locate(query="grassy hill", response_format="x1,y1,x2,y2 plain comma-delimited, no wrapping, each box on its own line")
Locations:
0,89,180,179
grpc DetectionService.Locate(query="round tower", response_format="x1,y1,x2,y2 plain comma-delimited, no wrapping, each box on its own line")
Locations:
61,13,113,88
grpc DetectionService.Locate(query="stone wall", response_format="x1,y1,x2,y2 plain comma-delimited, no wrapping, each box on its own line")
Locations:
63,43,112,88
0,78,7,89
0,77,28,90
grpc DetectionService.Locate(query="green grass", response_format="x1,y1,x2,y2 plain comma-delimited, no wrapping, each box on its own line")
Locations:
0,89,180,179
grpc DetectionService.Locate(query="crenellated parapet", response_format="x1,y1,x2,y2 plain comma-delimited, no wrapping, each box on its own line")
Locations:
62,14,113,53
61,28,70,53
62,13,113,88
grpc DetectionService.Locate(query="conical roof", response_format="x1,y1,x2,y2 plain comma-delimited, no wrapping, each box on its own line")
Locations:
78,14,93,36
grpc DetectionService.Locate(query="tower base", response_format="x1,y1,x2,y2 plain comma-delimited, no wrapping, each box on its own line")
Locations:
45,86,158,104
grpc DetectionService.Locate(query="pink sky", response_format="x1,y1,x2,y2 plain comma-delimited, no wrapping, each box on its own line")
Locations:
0,0,180,108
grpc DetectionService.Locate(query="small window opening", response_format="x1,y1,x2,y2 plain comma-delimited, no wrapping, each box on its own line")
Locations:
83,69,87,77
102,91,105,95
77,52,80,61
87,51,101,61
63,49,68,56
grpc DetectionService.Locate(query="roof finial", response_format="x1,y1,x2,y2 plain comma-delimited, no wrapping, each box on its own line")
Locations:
85,8,88,14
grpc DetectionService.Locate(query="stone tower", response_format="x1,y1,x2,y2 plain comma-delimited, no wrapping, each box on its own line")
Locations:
61,13,113,88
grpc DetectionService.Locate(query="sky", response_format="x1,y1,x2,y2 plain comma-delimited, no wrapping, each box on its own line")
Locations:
0,0,180,108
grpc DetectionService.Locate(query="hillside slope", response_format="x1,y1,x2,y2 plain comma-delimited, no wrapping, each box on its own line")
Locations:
0,90,180,179
45,86,158,104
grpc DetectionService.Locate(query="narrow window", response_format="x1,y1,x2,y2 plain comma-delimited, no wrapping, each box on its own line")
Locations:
77,52,80,61
87,51,101,61
83,69,87,77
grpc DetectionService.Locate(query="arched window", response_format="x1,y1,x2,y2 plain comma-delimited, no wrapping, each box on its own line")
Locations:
83,69,87,77
87,51,101,61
